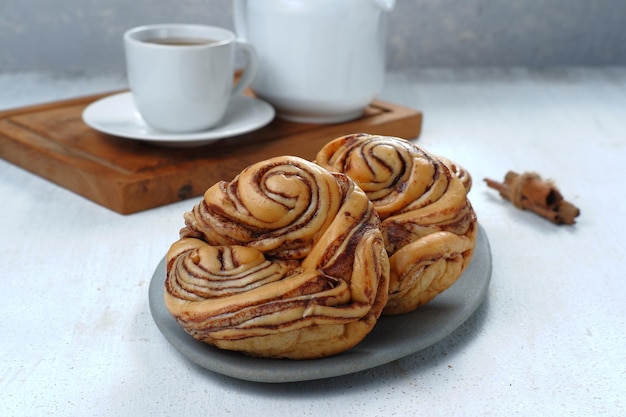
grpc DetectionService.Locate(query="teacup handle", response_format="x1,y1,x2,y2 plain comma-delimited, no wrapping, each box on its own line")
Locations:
232,40,258,97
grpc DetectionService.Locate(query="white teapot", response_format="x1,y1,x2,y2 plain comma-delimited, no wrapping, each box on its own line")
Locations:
233,0,395,123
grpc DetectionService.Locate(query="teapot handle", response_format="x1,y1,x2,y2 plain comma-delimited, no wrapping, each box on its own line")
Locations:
233,0,248,40
371,0,395,12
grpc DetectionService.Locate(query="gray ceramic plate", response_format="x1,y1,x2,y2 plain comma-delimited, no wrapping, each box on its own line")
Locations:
149,225,492,383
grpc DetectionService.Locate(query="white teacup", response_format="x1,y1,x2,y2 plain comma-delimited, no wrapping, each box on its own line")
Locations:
124,24,258,133
234,0,394,124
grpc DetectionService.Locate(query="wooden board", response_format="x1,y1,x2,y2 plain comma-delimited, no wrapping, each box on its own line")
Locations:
0,92,422,214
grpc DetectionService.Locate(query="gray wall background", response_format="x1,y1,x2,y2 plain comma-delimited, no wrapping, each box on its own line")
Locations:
1,0,625,74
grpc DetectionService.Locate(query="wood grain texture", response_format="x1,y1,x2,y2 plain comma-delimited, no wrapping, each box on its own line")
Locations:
0,92,422,214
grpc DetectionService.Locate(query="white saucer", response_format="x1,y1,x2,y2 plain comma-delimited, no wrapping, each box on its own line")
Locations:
82,92,275,147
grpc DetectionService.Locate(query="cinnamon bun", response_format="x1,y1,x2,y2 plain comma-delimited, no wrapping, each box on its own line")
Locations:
317,134,477,315
165,155,389,359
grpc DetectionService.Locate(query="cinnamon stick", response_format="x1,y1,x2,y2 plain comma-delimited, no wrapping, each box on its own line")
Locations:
484,171,580,225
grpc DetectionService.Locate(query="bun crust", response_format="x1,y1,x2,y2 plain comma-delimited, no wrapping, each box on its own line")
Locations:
165,156,389,359
317,134,477,315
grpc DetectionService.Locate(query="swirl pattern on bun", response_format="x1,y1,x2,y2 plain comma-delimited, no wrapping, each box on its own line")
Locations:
165,156,389,359
316,134,477,315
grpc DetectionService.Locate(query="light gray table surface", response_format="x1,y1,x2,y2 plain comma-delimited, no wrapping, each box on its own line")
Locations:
1,67,624,416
